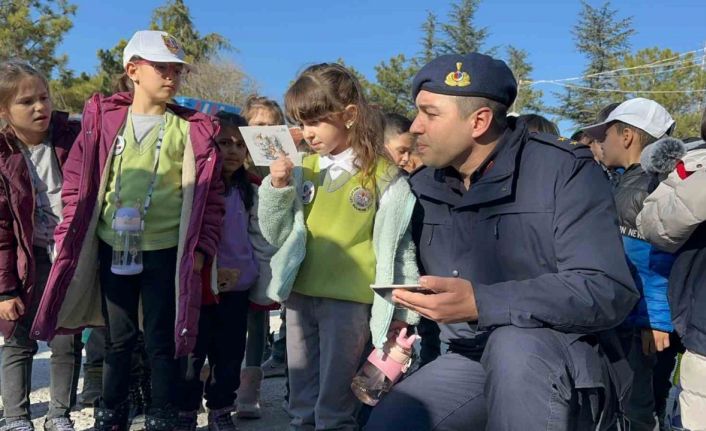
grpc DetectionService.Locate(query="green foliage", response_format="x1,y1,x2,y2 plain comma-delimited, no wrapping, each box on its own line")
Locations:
96,39,127,93
0,0,77,76
506,46,544,114
89,0,252,105
51,70,102,113
616,48,706,138
369,55,419,118
149,0,230,63
96,0,233,94
439,0,488,55
362,0,542,119
553,0,635,125
419,12,439,64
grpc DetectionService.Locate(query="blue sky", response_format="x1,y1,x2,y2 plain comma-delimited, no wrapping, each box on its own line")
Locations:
58,0,705,132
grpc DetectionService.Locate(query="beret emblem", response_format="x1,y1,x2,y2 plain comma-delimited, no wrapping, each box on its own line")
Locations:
445,62,471,87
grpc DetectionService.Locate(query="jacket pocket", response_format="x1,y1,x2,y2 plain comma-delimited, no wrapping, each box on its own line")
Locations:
473,205,555,272
420,203,451,246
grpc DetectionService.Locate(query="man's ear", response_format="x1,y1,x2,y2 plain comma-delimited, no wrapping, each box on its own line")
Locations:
343,104,358,128
622,126,635,149
470,107,494,139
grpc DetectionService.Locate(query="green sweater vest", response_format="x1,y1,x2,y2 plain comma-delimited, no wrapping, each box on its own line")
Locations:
293,154,393,304
97,111,187,250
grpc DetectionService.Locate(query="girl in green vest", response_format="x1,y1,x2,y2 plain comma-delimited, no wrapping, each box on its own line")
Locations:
258,63,420,430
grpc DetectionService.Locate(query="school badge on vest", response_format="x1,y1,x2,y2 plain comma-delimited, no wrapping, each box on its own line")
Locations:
349,186,373,211
301,180,316,205
114,136,126,155
445,62,471,87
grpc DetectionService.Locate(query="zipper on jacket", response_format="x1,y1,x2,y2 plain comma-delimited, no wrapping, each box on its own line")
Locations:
180,147,218,338
42,103,98,337
15,141,36,284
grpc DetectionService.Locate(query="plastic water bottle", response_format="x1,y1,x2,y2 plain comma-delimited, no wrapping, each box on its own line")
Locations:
111,207,144,275
351,327,419,406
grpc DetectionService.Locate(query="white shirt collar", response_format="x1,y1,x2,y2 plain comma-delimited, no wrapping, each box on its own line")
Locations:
318,147,358,180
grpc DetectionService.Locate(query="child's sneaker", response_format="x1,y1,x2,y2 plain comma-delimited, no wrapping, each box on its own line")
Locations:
43,417,75,431
144,408,176,431
208,407,237,431
94,401,129,431
1,418,34,431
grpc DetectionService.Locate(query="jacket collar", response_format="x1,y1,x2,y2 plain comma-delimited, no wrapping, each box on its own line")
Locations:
0,127,32,199
458,122,526,208
621,163,644,178
95,92,219,152
411,120,528,208
456,120,528,209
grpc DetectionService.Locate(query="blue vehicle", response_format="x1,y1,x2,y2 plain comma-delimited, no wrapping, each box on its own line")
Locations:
173,96,240,116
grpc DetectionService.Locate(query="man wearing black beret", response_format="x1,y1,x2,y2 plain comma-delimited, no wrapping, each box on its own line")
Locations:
364,53,639,430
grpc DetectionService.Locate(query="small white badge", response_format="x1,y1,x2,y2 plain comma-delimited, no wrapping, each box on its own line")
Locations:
114,136,126,155
301,181,316,205
349,186,374,211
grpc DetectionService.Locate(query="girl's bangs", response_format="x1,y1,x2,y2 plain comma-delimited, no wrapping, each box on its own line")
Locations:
285,76,342,125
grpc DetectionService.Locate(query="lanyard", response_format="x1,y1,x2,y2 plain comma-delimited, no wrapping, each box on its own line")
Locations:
112,111,166,222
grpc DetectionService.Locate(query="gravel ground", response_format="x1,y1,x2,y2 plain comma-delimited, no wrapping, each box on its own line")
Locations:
0,344,290,431
0,312,291,431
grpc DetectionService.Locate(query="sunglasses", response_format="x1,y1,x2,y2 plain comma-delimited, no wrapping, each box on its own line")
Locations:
131,60,188,78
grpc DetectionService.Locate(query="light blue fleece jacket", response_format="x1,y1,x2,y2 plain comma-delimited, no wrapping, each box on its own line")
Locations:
257,166,420,348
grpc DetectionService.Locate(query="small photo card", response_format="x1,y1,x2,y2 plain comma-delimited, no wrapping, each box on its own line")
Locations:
239,125,301,166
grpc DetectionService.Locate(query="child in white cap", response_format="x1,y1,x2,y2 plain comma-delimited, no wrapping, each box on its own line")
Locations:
29,30,225,431
583,98,678,430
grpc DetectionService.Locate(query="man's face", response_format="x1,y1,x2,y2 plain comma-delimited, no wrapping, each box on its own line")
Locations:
410,90,474,168
600,124,626,169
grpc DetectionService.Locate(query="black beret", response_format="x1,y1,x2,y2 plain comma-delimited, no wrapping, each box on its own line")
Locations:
412,53,517,107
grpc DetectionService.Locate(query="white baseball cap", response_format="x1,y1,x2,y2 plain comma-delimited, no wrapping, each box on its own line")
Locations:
582,98,675,139
122,30,189,69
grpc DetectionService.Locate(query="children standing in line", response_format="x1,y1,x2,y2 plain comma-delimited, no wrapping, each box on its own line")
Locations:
0,60,83,431
258,63,419,430
29,30,224,431
237,95,287,418
176,112,274,431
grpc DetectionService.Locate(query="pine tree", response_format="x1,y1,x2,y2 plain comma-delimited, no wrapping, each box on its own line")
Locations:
616,48,706,138
369,54,418,118
419,11,439,64
0,0,77,76
95,0,244,101
553,0,635,126
439,0,489,55
149,0,230,63
506,46,544,114
368,0,494,119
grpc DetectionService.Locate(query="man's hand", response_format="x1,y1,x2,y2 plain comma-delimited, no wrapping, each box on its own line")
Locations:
641,328,671,355
0,297,25,321
193,251,205,273
270,154,294,189
392,276,478,323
